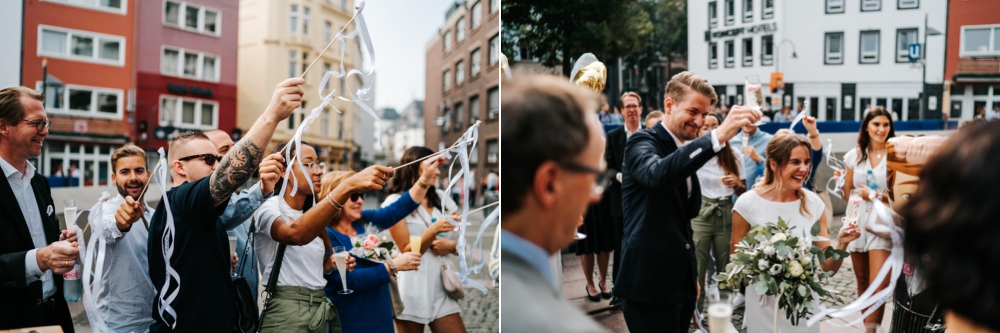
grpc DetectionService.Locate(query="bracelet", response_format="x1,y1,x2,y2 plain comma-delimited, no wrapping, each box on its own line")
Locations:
326,193,344,210
808,133,820,139
417,180,430,189
386,259,398,276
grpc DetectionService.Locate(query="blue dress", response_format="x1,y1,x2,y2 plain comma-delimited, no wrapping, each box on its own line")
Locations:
324,191,420,333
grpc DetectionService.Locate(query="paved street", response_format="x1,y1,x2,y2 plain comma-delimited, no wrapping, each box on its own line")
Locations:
563,214,894,332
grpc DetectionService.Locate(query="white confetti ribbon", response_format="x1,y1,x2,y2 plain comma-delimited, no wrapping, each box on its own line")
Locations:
81,192,113,333
152,147,181,328
436,122,489,293
788,100,809,131
824,139,848,199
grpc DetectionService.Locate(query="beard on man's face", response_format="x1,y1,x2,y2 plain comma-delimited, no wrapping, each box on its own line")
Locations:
116,178,146,199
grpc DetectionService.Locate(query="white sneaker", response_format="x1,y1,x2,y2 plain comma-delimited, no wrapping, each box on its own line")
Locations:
732,293,745,309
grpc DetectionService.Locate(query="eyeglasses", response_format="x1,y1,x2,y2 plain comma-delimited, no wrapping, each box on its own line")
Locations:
301,161,326,173
179,153,223,166
22,119,50,132
623,105,641,110
350,192,366,202
559,161,614,197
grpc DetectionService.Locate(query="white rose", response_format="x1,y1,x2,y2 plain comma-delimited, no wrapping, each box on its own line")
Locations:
769,264,783,275
758,259,769,271
763,245,776,256
799,255,811,266
788,261,804,277
770,233,787,243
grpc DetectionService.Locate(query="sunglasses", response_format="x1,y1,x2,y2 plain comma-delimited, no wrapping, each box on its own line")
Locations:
350,192,366,202
179,153,223,166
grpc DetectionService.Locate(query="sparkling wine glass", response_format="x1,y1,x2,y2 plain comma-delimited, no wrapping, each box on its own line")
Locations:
334,246,353,294
744,75,766,126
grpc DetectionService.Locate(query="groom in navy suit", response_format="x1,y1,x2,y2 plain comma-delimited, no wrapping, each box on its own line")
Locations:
614,72,758,332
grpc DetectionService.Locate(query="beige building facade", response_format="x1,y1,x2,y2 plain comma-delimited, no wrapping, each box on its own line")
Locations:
238,0,361,169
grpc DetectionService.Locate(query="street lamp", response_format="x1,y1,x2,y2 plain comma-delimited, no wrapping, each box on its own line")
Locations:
921,11,942,120
775,39,798,73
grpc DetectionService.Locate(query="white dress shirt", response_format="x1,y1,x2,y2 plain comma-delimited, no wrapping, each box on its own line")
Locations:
0,156,55,299
695,146,747,199
660,122,725,198
92,194,157,332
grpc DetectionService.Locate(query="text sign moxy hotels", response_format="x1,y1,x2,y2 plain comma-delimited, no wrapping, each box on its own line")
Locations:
908,43,921,62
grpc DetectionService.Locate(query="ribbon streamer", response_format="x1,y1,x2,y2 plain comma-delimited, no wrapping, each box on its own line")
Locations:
81,192,112,333
824,139,848,199
788,101,809,131
151,147,181,328
806,199,902,327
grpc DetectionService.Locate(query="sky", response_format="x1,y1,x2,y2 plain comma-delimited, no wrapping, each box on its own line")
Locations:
362,0,457,113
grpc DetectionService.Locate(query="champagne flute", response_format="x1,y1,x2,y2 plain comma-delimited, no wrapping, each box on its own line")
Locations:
63,199,78,228
333,246,353,294
744,75,766,126
227,231,238,278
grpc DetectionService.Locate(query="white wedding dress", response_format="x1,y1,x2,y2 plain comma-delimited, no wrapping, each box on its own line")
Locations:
732,190,826,333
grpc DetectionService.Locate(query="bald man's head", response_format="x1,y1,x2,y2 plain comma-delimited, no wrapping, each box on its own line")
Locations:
204,129,234,155
168,132,217,184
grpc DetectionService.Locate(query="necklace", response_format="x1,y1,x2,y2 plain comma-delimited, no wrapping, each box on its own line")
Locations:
870,148,886,159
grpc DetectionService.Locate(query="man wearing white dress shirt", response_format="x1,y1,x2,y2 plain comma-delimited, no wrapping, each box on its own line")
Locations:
0,86,78,332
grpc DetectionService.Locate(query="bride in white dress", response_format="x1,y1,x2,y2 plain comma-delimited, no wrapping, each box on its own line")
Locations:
731,134,860,333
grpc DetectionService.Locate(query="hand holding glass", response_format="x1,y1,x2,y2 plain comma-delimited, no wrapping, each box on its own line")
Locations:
744,75,766,126
334,246,353,294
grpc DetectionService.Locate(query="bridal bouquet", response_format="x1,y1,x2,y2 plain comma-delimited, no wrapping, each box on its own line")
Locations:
350,223,397,262
713,218,849,325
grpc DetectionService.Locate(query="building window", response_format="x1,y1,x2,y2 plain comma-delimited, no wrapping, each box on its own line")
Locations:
486,140,498,164
161,46,220,82
469,145,479,165
490,0,498,13
456,17,466,43
896,28,918,62
40,83,122,118
441,106,451,134
321,109,330,137
44,0,125,13
708,2,718,28
159,95,217,129
489,34,500,65
471,48,482,77
303,7,310,35
488,87,499,120
301,52,309,81
724,0,735,25
471,1,482,29
961,25,1000,56
287,102,306,131
455,60,465,85
762,0,774,19
454,103,464,130
742,0,752,23
324,21,332,43
742,38,753,67
44,143,115,187
761,35,774,65
337,109,344,140
470,95,480,123
898,0,918,9
724,40,735,68
860,30,880,64
825,32,844,64
342,0,347,10
826,0,844,13
443,69,451,91
164,1,221,36
861,0,881,12
289,51,297,78
444,30,452,52
290,5,298,33
709,42,718,69
39,26,125,66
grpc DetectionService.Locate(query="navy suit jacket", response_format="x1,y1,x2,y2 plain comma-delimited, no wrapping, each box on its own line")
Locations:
603,126,627,219
613,124,719,305
0,172,73,330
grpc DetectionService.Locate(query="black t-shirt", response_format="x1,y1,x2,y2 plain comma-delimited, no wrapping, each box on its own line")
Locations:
147,177,232,332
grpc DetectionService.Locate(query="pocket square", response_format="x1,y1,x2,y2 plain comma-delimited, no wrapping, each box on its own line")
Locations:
47,205,53,216
689,148,703,159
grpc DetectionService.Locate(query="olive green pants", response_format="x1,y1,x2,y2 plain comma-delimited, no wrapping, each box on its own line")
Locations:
260,286,341,333
691,196,734,310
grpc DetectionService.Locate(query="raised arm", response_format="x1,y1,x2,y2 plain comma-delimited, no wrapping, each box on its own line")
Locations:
269,165,393,245
210,78,303,206
220,154,285,230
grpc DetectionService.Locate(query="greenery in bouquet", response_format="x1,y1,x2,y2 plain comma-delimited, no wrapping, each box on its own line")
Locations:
713,217,850,325
350,223,397,262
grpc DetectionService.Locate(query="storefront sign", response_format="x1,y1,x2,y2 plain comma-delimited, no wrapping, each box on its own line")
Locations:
166,83,214,98
706,22,778,40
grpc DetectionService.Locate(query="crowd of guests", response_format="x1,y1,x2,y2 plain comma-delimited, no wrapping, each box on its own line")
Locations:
0,80,483,333
501,65,1000,333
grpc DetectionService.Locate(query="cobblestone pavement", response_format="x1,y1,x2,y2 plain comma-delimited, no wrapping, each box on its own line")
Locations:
563,214,895,332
